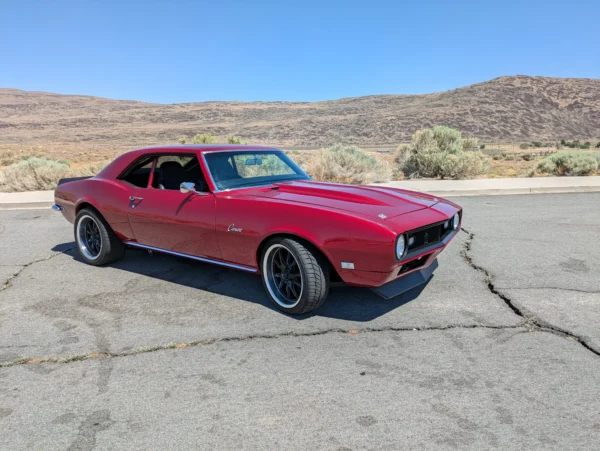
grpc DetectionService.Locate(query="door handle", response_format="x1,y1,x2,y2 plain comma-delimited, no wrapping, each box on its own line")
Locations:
129,196,143,208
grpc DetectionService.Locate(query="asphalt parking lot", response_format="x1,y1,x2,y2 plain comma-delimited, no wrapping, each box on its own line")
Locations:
1,193,599,450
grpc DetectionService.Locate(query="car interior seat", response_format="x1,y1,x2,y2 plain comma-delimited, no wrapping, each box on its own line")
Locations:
210,156,241,182
158,161,186,190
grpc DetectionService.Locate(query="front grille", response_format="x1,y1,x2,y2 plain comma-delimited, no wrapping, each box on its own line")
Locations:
398,254,430,275
406,219,454,252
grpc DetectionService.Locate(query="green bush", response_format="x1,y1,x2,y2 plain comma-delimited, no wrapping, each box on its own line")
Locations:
227,136,245,144
397,126,488,179
521,153,533,161
179,133,219,144
519,143,530,149
536,152,598,176
304,144,392,184
480,144,486,150
178,133,245,144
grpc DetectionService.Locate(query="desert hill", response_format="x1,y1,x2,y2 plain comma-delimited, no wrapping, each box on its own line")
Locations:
1,75,599,152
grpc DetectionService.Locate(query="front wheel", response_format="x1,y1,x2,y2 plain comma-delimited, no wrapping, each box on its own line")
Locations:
75,208,125,266
261,237,330,314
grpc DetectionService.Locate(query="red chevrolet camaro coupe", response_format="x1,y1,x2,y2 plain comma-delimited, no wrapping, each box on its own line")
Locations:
53,145,462,314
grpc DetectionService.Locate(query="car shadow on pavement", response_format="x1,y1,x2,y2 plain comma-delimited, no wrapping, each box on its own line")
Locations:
55,243,428,322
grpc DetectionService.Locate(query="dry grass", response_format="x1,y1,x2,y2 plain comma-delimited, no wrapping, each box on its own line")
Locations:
2,142,598,193
0,156,108,192
488,159,538,178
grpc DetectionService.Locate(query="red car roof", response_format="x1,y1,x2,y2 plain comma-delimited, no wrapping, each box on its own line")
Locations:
132,144,278,154
99,144,281,179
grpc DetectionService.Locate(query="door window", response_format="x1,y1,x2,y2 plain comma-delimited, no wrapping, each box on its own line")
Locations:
120,158,154,188
153,155,208,191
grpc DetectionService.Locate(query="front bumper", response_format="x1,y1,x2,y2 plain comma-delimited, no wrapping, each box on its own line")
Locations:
371,258,438,299
339,226,457,288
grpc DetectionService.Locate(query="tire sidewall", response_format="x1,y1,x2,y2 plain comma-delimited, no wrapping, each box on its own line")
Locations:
74,208,113,266
261,238,313,314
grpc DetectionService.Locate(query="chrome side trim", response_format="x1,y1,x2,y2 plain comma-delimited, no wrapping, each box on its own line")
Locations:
51,204,64,211
125,242,258,273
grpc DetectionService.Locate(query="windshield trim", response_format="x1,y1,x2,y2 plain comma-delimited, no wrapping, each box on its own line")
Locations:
201,149,310,193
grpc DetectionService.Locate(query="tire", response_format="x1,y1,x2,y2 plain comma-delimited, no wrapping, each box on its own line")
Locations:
74,207,125,266
261,237,330,314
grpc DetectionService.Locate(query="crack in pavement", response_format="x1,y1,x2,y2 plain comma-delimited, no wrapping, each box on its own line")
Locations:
460,227,600,357
0,323,527,368
496,286,600,294
1,246,77,291
2,230,598,368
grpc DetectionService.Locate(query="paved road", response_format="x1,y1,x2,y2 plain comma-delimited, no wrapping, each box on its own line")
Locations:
1,193,599,450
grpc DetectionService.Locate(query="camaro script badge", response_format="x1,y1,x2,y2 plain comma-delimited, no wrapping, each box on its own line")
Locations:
228,224,243,233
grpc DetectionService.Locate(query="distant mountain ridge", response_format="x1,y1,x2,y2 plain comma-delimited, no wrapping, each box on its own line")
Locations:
1,75,599,150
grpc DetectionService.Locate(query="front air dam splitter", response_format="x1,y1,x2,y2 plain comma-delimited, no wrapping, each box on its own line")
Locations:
371,259,438,299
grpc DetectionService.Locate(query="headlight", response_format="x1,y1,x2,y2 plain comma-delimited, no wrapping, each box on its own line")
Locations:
396,235,406,260
452,212,460,230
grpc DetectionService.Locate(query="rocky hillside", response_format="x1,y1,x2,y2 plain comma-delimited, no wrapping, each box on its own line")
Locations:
1,75,599,150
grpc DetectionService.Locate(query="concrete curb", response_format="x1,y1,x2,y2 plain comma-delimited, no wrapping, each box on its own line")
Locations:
422,185,600,197
0,190,55,210
0,201,55,211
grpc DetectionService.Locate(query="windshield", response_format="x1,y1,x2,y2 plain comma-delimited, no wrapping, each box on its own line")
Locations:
204,150,311,190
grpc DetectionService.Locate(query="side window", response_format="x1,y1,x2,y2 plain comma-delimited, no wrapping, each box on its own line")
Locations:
153,155,208,191
121,158,154,188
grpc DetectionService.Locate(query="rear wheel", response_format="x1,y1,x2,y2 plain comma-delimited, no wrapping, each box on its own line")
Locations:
261,237,329,314
75,208,125,266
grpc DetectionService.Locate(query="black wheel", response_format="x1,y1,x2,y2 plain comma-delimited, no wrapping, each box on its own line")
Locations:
74,208,125,266
261,237,330,314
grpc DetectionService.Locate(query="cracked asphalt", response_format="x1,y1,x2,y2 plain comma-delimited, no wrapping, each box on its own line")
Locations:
1,193,599,450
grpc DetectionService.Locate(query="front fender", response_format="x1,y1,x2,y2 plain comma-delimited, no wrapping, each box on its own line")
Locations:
214,195,396,272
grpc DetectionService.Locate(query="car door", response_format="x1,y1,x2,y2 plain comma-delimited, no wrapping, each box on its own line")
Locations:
124,153,221,259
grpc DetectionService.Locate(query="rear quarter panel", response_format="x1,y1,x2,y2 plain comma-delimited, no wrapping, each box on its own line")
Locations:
54,178,134,240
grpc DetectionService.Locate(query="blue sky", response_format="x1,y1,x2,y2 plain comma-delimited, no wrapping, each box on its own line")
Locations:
1,0,598,103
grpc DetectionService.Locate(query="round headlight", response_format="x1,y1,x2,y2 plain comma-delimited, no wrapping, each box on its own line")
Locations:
396,235,406,260
452,212,460,230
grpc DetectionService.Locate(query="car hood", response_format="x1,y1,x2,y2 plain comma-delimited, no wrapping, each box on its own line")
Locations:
245,180,440,220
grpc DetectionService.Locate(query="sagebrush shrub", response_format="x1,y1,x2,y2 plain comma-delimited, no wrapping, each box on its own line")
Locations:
227,136,245,144
303,144,392,184
398,126,488,179
536,152,599,176
0,157,74,192
179,133,219,144
0,157,108,192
